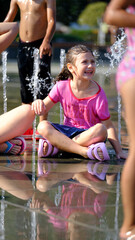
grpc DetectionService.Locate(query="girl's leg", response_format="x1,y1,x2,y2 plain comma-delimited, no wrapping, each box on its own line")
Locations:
72,123,107,146
0,22,19,54
119,78,135,238
0,104,35,143
0,139,23,154
37,121,107,159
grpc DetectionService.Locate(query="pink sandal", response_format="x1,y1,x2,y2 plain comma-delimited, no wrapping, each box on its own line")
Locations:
87,142,110,161
4,137,26,155
38,139,59,158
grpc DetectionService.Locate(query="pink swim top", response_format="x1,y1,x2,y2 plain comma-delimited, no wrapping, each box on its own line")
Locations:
49,79,110,129
116,6,135,91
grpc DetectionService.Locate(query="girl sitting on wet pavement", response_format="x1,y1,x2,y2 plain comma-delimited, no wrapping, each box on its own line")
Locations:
32,44,127,161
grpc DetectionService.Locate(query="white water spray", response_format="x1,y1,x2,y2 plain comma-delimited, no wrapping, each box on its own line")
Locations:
55,185,62,206
2,51,8,113
104,29,127,237
105,28,127,143
31,48,39,189
59,49,66,124
104,28,127,75
32,48,39,152
0,52,8,239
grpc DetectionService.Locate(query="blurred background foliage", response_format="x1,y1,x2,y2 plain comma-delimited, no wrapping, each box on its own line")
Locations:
78,2,107,27
0,0,111,45
55,1,110,44
0,0,110,24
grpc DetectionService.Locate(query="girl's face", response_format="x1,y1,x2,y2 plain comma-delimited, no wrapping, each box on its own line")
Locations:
71,51,96,81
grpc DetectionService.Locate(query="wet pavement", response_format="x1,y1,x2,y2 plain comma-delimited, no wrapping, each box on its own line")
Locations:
0,139,127,240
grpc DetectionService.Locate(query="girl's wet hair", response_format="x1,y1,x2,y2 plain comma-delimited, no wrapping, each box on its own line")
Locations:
55,44,94,82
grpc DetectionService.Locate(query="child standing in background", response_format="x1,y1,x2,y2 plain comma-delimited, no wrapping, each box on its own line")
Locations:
32,44,127,161
4,0,56,136
104,0,135,239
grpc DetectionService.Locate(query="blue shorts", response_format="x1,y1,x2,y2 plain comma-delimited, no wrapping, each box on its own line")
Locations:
51,123,86,139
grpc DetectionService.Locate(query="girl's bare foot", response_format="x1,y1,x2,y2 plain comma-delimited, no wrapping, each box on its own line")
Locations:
87,143,110,161
0,138,23,155
43,141,48,155
120,227,135,239
92,147,104,160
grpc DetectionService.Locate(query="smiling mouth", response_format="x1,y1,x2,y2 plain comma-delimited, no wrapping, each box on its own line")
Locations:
85,70,93,74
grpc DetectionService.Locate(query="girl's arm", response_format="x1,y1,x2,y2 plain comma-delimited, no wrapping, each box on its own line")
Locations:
104,0,135,27
102,118,127,159
43,96,55,112
31,96,55,116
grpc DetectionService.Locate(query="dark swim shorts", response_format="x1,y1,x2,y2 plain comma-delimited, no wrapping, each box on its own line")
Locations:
50,123,86,138
17,38,52,103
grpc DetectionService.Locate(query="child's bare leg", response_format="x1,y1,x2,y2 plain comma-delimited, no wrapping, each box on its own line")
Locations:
120,153,135,239
38,121,88,158
119,79,135,238
39,113,48,122
72,123,107,160
38,121,107,159
0,104,35,143
0,22,19,54
72,123,107,146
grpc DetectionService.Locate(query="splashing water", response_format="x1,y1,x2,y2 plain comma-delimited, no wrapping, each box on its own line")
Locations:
26,48,40,99
28,48,54,186
2,51,9,113
0,200,5,240
60,49,66,70
27,49,52,98
30,48,39,153
104,28,127,75
105,28,127,143
30,49,39,188
31,211,37,240
103,29,127,228
94,29,127,145
33,48,40,101
60,49,66,124
117,92,122,143
55,185,62,206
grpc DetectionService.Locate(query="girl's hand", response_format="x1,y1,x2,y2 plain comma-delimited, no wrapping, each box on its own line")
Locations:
31,99,46,115
117,150,128,160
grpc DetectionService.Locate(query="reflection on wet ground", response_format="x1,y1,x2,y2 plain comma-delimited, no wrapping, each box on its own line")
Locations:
0,140,127,240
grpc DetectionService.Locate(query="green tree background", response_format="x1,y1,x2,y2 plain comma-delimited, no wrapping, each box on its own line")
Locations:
78,2,107,27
